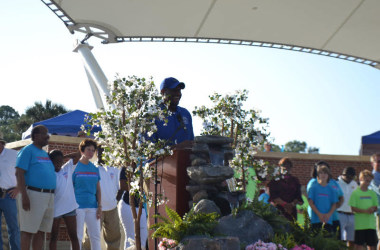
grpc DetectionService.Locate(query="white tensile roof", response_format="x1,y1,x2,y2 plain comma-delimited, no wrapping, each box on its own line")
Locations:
42,0,380,68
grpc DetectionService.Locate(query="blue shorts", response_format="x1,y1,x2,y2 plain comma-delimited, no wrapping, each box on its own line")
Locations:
54,209,76,219
338,212,355,241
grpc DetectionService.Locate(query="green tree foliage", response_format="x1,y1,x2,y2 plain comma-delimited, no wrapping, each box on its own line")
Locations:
284,140,307,153
25,100,68,123
270,144,282,152
0,105,19,125
307,146,320,154
282,140,320,154
268,141,320,154
0,100,69,142
0,105,20,142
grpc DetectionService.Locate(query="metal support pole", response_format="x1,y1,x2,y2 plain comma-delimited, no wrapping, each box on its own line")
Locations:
84,66,105,109
73,40,109,109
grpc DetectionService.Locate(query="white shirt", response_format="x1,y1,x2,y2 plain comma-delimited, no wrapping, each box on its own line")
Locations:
54,159,79,217
0,148,18,189
98,165,120,211
337,176,358,213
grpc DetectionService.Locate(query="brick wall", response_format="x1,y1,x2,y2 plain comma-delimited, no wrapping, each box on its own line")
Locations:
254,151,372,186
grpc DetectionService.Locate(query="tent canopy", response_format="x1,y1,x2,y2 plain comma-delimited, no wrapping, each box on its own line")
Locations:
362,131,380,144
43,0,380,68
22,110,101,139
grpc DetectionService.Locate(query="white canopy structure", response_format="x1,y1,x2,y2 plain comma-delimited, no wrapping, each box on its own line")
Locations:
40,0,380,106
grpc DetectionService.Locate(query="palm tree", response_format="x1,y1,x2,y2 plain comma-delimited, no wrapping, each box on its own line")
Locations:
25,100,69,123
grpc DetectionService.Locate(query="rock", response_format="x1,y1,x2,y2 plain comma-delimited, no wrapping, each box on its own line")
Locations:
187,166,234,184
193,190,209,203
193,199,221,215
186,184,218,196
191,157,209,166
213,210,273,246
194,135,233,145
177,236,240,250
191,143,209,153
190,152,210,166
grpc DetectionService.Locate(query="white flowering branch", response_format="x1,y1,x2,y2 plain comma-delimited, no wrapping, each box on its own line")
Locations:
193,90,272,191
84,75,172,250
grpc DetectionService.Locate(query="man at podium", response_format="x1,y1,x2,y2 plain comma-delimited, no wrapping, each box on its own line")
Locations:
153,77,194,145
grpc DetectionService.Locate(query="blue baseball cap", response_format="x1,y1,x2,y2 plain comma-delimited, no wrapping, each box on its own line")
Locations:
160,77,185,90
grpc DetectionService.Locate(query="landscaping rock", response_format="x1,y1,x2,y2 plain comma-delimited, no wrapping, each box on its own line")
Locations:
191,143,210,153
214,210,273,246
177,236,240,250
194,135,234,145
187,166,234,184
186,184,218,196
193,199,221,215
190,156,209,166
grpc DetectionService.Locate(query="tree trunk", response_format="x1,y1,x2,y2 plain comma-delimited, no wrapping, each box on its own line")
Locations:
129,195,142,250
242,166,246,192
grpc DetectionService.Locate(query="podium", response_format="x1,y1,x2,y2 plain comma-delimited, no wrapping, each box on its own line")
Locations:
148,140,193,250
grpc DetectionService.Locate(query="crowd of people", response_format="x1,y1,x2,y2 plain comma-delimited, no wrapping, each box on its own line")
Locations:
1,75,379,250
259,156,380,250
0,76,194,250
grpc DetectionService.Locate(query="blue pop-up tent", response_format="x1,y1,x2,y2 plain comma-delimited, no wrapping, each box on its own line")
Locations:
362,131,380,144
22,110,101,139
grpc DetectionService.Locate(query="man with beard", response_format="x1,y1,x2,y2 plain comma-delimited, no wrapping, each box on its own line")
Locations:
153,77,194,145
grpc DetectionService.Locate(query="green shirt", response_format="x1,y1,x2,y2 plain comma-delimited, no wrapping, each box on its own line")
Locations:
296,195,309,226
349,188,378,230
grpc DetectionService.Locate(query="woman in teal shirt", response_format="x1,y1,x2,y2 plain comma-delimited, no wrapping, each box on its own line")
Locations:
72,139,101,250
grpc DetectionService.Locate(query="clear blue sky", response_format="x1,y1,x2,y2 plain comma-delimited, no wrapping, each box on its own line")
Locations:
2,0,380,155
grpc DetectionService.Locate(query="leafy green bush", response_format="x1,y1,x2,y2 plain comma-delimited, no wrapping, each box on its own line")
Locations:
235,200,346,250
150,206,219,242
271,233,297,249
287,212,346,250
234,198,289,235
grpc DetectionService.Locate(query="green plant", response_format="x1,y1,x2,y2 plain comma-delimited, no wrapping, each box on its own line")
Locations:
150,206,219,242
288,212,346,250
235,199,289,235
271,233,297,249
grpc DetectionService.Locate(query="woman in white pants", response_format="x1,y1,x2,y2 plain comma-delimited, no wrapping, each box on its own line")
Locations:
118,167,148,250
72,139,102,250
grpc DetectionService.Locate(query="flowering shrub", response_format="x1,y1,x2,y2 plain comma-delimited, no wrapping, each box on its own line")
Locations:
254,159,282,181
246,240,287,250
84,76,172,250
193,90,270,191
158,238,177,250
292,245,314,250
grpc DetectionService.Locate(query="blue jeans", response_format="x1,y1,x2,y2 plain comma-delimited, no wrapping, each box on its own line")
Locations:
0,193,20,250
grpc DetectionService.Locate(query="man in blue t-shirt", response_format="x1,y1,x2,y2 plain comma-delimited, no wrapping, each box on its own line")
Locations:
153,77,194,145
16,125,56,250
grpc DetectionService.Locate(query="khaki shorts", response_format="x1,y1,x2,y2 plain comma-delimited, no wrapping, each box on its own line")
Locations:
18,189,54,233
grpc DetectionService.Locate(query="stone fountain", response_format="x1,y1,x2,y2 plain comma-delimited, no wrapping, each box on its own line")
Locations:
186,135,245,215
